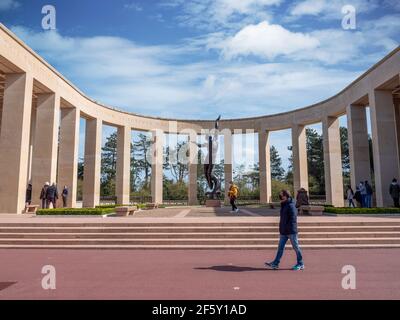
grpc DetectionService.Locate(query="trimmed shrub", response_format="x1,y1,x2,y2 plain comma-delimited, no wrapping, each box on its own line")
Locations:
324,207,400,214
37,208,115,215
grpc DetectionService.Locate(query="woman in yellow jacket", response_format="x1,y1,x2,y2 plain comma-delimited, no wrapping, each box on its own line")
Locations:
228,181,239,213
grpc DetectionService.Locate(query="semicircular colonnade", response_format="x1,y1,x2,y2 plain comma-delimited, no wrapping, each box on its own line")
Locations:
0,23,400,214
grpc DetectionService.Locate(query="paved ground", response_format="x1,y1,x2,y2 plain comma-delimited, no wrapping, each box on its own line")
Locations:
0,248,399,300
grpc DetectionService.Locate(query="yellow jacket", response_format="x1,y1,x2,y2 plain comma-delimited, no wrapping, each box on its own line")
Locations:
228,184,239,198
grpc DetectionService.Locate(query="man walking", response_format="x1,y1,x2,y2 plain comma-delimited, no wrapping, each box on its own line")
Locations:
265,190,304,271
62,185,69,208
46,183,59,209
390,178,400,208
228,181,239,213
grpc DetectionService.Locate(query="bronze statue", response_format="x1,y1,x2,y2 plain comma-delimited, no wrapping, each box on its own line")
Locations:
197,116,221,200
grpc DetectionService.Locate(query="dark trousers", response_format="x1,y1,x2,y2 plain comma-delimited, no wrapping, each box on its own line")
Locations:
393,197,400,208
41,199,47,209
62,195,68,208
230,197,237,211
47,198,57,209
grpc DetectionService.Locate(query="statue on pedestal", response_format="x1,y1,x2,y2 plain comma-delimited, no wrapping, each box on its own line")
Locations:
197,116,221,200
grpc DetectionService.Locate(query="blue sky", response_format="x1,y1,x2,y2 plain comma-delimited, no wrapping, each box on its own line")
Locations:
0,0,399,171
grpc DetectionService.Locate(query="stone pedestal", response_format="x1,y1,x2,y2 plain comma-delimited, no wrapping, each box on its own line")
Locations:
205,200,221,208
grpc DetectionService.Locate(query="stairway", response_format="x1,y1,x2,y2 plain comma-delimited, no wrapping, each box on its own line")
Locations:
0,220,400,249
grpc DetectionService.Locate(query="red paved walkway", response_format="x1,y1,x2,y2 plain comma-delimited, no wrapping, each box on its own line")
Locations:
0,249,399,299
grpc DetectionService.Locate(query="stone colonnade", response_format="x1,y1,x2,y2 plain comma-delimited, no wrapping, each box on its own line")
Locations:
0,24,400,213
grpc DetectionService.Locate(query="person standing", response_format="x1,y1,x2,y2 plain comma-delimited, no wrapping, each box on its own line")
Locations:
346,185,355,208
354,186,362,207
295,188,309,215
365,180,373,208
46,183,59,209
265,190,304,271
389,178,400,208
25,183,32,206
228,181,239,213
62,186,69,208
40,182,50,209
359,181,366,208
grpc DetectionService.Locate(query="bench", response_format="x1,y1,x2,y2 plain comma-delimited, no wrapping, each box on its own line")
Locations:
299,205,324,216
115,206,138,217
24,205,39,214
146,203,159,210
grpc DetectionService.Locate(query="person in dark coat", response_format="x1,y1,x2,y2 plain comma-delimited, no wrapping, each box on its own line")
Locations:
389,178,400,208
354,186,362,207
25,183,32,205
46,183,59,209
40,182,50,209
62,186,69,208
265,190,304,271
295,188,309,215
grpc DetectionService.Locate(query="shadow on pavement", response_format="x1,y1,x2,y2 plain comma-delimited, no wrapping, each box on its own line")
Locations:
194,265,292,272
0,282,17,292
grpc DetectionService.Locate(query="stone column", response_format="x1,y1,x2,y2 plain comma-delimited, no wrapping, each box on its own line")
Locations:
0,73,33,214
58,107,80,208
31,93,60,205
259,130,272,203
83,118,102,208
346,104,371,189
292,124,308,195
224,130,233,205
188,132,198,205
369,89,400,207
151,130,164,204
116,126,131,205
322,116,344,207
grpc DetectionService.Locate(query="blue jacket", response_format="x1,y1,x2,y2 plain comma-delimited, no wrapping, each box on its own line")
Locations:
279,198,298,235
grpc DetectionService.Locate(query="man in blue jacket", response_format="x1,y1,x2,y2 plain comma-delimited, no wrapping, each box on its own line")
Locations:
265,190,305,271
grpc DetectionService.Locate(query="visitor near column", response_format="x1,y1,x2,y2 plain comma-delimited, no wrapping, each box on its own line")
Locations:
295,188,309,215
265,190,304,271
40,182,50,209
389,178,400,208
346,185,355,208
228,181,239,213
25,183,32,207
62,185,69,208
354,186,362,207
359,181,367,208
365,180,373,208
46,183,59,209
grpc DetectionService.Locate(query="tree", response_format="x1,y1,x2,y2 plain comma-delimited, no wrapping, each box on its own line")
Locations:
270,145,285,181
133,133,152,190
101,132,117,197
164,141,189,183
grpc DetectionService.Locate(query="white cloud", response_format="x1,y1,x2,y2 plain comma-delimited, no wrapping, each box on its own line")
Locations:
162,0,283,31
289,0,379,19
218,21,320,60
0,0,19,11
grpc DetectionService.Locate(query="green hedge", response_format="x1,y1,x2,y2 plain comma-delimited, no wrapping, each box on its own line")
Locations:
37,208,115,215
324,207,400,214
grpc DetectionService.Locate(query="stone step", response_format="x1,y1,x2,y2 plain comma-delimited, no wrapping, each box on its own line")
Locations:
1,238,400,245
2,221,400,227
2,226,400,233
1,244,400,250
0,231,399,239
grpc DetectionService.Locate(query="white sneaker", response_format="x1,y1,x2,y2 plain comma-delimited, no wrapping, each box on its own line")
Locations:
235,209,240,213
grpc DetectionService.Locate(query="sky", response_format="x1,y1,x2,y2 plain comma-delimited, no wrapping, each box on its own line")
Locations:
0,0,399,171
